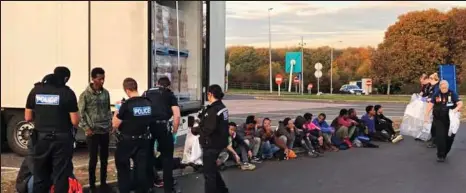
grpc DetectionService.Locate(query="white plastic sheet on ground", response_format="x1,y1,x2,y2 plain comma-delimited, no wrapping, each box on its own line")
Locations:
181,129,203,165
400,94,432,141
449,110,461,136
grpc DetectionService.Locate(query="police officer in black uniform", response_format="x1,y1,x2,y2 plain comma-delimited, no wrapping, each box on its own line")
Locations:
196,84,230,193
112,78,153,193
425,80,463,162
25,66,79,193
143,77,181,193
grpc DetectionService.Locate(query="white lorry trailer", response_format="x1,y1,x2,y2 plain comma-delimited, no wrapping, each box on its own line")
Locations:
1,1,226,156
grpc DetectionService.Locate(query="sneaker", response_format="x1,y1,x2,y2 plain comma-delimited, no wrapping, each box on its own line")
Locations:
154,179,164,188
240,163,256,171
437,157,445,162
307,151,319,158
427,143,437,148
392,135,404,143
250,157,262,164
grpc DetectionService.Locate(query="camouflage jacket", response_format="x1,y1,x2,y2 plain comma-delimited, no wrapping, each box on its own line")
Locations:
78,85,112,134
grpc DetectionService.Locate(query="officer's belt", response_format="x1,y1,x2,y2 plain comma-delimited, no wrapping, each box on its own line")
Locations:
119,133,150,140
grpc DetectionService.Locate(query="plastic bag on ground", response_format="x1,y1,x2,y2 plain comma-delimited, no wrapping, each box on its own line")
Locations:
400,94,431,140
182,130,197,164
189,136,203,165
449,110,461,136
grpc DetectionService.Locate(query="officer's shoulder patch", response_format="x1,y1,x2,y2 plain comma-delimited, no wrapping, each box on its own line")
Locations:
35,94,60,105
217,108,229,120
133,106,151,116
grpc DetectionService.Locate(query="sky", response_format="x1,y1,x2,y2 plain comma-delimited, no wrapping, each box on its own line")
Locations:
225,1,466,49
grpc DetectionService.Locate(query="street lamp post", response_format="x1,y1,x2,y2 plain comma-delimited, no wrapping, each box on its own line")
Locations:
330,40,342,95
268,8,273,93
298,36,306,95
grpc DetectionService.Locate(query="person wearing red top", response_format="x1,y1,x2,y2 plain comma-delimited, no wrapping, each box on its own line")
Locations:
335,109,357,147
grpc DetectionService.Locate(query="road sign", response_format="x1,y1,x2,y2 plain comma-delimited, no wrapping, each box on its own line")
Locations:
275,74,283,85
226,63,231,72
285,52,302,73
314,71,322,78
366,79,372,85
293,76,300,84
307,83,313,89
314,62,323,70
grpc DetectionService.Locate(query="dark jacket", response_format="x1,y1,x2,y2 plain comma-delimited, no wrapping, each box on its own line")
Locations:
275,123,295,147
198,100,230,149
78,84,112,134
231,132,250,151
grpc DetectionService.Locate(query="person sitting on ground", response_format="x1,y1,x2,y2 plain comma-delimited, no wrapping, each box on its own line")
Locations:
303,113,322,149
294,115,322,157
238,115,262,163
312,113,339,152
334,109,357,147
276,117,296,149
348,108,366,137
259,118,283,159
227,122,256,170
361,105,390,142
374,104,398,141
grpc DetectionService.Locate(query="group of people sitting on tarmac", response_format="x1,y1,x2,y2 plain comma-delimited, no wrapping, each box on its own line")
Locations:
183,104,404,171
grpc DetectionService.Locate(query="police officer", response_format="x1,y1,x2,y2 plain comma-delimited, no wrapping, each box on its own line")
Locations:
112,78,153,193
142,77,181,193
196,84,230,193
25,66,79,193
425,80,463,162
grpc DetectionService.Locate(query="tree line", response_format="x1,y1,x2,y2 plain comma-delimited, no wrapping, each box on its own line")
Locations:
225,8,466,94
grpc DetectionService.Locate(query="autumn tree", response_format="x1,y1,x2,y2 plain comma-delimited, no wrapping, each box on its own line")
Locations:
373,8,454,87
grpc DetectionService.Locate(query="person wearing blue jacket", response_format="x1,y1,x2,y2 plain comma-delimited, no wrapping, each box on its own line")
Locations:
312,113,338,151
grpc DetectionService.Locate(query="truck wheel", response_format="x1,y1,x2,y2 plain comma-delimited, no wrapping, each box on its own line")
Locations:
7,116,34,156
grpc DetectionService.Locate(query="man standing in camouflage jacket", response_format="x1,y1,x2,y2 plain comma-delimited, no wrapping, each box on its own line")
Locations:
78,68,112,192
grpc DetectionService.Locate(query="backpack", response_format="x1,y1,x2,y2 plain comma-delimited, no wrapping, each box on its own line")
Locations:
50,177,83,193
142,87,173,120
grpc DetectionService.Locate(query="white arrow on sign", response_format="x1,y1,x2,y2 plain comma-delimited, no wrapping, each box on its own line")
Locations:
314,62,323,70
290,59,296,66
314,70,322,78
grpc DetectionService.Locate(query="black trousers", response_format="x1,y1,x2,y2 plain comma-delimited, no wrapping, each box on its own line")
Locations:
148,122,175,193
433,115,455,158
203,148,229,193
32,131,74,193
430,123,437,143
376,123,396,136
115,138,150,193
87,133,110,187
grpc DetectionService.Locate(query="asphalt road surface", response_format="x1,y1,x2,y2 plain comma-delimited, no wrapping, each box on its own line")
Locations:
171,124,466,193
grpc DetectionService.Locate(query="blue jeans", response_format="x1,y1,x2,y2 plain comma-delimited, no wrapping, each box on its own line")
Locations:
261,141,280,159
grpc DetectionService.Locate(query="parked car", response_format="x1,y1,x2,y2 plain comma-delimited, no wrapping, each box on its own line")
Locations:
339,84,364,95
